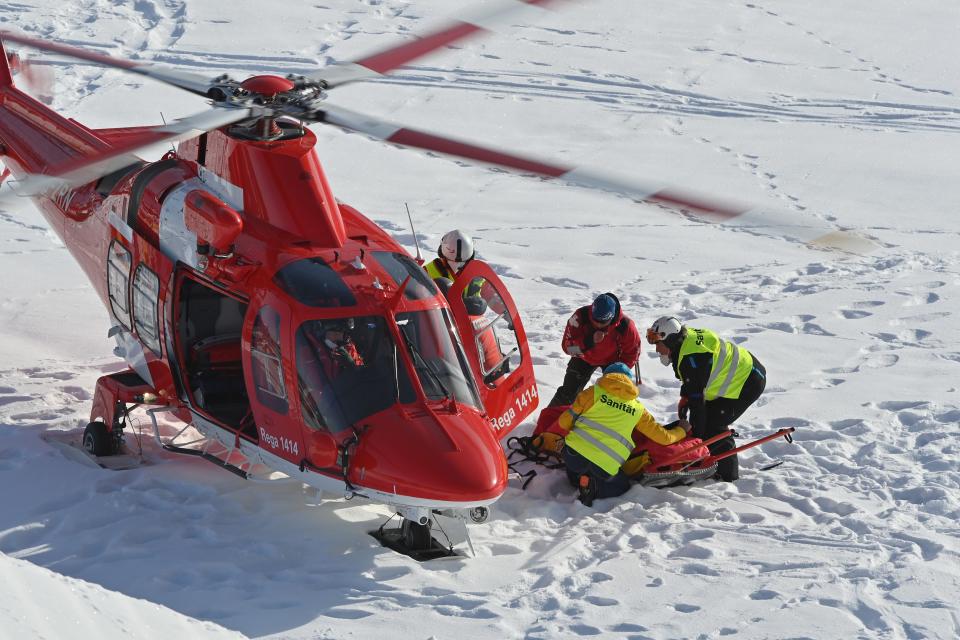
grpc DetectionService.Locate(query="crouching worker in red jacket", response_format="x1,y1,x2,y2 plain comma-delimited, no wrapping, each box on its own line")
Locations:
546,293,642,409
537,362,690,506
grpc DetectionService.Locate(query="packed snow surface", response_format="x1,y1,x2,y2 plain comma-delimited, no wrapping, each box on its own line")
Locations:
1,0,958,638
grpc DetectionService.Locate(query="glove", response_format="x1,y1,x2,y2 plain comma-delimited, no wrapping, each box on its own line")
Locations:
677,396,689,419
531,432,564,455
622,451,651,477
677,419,693,434
566,345,583,356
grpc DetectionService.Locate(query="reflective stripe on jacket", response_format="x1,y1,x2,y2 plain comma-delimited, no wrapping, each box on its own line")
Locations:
565,385,644,476
676,327,753,400
425,258,453,281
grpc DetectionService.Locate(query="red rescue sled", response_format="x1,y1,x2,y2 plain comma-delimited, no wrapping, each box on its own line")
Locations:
524,405,795,487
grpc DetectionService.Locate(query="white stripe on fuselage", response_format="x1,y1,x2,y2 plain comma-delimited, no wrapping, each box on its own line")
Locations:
157,180,202,269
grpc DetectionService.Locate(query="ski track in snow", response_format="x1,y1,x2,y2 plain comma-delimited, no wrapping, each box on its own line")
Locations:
2,0,960,638
375,67,960,135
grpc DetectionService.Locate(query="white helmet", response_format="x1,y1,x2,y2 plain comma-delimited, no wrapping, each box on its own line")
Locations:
648,316,684,343
439,230,475,265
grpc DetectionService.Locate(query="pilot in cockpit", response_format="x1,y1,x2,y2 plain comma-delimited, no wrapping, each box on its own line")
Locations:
306,319,365,381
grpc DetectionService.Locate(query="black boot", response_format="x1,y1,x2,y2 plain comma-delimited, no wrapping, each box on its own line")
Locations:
710,436,739,482
577,474,598,507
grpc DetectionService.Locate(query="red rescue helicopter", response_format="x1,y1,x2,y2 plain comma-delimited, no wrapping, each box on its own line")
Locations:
0,0,862,557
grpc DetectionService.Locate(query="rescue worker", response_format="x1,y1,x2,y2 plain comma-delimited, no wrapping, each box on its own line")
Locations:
536,362,690,506
647,316,767,482
425,230,479,291
546,293,641,408
425,230,505,310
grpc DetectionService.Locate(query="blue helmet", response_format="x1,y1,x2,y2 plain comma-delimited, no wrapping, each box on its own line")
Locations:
603,362,633,380
590,294,616,323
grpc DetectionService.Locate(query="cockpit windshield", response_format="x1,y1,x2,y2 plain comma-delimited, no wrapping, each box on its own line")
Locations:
372,251,438,301
296,315,415,432
396,308,481,410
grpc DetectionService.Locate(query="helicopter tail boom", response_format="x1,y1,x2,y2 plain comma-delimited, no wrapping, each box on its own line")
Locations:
0,41,111,177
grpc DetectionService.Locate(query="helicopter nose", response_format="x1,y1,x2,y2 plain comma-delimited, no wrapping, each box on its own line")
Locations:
349,409,507,504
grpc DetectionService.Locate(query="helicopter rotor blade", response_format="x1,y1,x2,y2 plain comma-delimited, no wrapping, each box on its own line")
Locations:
316,0,568,89
316,104,872,253
0,107,254,205
0,29,215,97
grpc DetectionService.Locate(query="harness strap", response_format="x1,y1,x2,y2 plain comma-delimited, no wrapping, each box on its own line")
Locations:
505,436,566,490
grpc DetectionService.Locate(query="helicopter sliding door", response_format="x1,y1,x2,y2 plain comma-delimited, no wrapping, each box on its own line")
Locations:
174,272,254,438
447,261,538,438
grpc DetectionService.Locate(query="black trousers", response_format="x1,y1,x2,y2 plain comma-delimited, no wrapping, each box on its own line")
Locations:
547,358,599,408
696,358,767,481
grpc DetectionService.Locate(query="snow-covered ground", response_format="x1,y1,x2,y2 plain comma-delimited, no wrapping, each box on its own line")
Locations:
2,0,959,638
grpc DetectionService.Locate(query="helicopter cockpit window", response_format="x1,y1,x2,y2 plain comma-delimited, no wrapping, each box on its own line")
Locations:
250,306,288,415
296,315,415,433
465,285,522,388
274,258,356,308
396,308,481,410
132,264,162,355
107,240,132,330
372,252,438,301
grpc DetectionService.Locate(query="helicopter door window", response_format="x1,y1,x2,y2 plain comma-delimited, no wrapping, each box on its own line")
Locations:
132,264,162,355
396,308,482,409
250,306,288,415
371,251,438,300
107,240,132,330
465,283,521,388
296,315,415,433
274,258,356,308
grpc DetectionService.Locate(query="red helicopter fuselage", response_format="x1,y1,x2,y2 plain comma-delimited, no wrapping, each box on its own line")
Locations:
0,62,539,523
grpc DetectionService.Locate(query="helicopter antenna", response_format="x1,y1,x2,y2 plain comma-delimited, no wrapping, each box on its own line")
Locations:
405,203,423,263
159,112,177,154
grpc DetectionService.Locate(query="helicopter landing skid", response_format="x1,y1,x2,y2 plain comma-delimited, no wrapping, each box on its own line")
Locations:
41,428,146,471
370,514,460,561
144,407,285,482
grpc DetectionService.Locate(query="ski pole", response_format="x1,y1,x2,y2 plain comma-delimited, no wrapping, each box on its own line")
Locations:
702,427,795,465
649,429,734,472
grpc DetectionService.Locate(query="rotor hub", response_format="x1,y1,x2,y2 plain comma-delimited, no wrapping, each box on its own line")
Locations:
239,74,295,98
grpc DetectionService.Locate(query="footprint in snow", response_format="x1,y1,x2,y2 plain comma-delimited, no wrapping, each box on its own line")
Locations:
584,595,618,607
811,377,846,389
859,353,899,369
488,542,523,555
838,309,872,319
0,395,33,407
681,562,721,577
22,368,75,380
668,543,713,560
568,623,603,635
540,276,589,289
681,529,714,543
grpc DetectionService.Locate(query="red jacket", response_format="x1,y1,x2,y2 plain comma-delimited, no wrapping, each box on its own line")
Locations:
561,293,641,367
